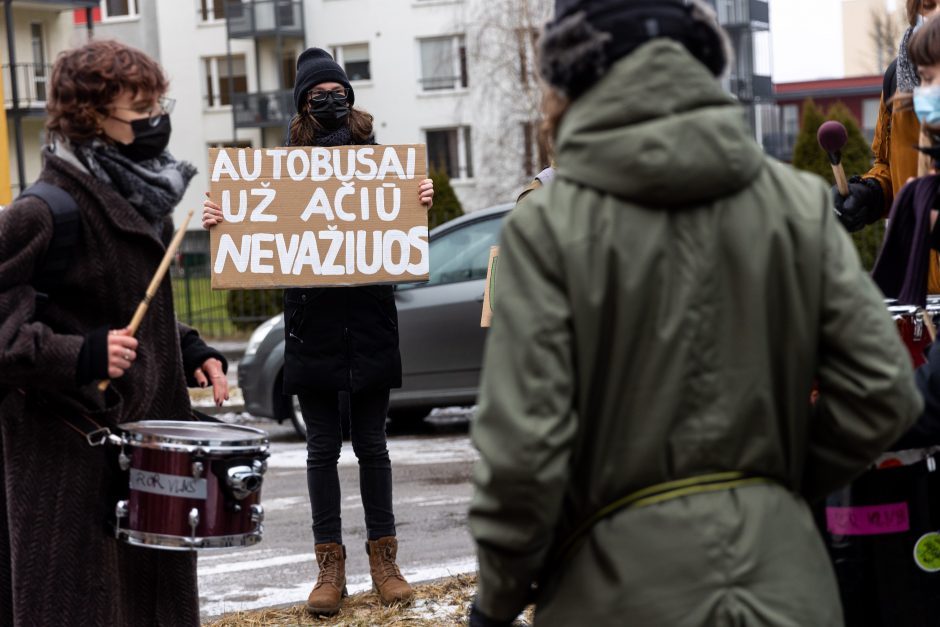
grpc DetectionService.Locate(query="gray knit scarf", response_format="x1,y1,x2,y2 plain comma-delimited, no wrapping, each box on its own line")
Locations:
75,140,196,225
898,26,921,94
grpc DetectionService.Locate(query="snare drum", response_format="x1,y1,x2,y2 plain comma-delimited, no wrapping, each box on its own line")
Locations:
889,305,931,368
112,421,269,551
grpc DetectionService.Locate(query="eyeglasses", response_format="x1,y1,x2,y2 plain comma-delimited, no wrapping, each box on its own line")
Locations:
307,88,347,103
112,97,176,127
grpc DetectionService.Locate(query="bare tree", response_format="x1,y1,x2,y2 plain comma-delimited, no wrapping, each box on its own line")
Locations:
458,0,553,206
870,8,905,74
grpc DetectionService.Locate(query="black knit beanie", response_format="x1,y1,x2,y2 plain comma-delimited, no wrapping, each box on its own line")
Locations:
540,0,729,98
293,47,354,113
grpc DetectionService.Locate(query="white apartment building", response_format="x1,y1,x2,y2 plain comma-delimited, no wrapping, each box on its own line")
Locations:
79,0,551,231
2,0,97,201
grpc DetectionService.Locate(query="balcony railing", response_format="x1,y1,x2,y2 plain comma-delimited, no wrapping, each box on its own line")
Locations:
714,0,769,28
3,63,53,112
225,0,304,38
728,73,773,103
17,1,98,9
232,90,295,128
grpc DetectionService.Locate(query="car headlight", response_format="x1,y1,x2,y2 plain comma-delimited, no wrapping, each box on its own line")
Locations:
244,315,281,358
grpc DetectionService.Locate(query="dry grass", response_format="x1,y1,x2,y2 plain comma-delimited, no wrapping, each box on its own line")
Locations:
203,574,534,626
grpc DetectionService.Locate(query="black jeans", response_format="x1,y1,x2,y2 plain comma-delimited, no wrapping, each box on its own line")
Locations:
299,388,396,545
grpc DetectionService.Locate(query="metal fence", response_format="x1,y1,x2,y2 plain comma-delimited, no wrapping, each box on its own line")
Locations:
172,231,282,338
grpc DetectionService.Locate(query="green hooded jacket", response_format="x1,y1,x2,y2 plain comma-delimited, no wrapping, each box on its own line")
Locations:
469,40,923,625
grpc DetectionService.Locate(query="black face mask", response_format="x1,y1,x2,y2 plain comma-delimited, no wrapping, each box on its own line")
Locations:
116,114,172,162
309,94,349,131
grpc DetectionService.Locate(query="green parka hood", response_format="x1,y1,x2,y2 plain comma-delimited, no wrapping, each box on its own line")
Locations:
554,39,765,207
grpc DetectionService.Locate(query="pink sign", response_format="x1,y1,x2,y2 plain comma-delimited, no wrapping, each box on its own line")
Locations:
826,502,910,536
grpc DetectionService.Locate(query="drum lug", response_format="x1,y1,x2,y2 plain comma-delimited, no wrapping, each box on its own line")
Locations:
115,500,128,519
250,504,265,525
188,507,200,542
118,449,131,472
192,461,205,480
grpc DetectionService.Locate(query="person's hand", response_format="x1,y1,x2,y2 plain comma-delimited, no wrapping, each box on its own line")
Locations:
832,176,884,232
107,328,138,379
419,178,434,210
203,192,223,230
193,357,229,407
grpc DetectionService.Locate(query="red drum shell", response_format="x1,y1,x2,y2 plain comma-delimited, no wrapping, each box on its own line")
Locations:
116,421,268,550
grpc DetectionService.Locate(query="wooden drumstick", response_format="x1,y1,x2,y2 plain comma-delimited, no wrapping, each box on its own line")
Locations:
818,121,849,196
98,209,195,392
923,309,937,343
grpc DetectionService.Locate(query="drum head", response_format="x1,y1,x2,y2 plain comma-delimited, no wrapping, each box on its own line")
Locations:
120,420,269,453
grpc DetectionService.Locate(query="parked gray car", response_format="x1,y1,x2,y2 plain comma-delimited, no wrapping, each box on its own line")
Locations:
237,203,512,437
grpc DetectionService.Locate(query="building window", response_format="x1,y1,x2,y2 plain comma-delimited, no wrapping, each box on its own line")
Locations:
102,0,138,19
419,35,467,91
521,121,549,179
282,50,298,91
426,126,473,180
199,0,226,21
204,55,248,108
331,44,371,82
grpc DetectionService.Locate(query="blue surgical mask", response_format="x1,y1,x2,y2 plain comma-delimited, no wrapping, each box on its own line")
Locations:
914,85,940,125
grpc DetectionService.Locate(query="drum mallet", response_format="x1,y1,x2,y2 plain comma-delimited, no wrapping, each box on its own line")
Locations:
98,209,195,392
818,121,849,196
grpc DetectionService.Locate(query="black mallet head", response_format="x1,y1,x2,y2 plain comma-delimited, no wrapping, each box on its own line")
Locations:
818,121,848,165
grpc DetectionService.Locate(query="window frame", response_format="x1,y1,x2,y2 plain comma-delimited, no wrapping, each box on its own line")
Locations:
425,125,474,182
100,0,139,21
417,34,468,93
331,43,372,83
202,54,249,110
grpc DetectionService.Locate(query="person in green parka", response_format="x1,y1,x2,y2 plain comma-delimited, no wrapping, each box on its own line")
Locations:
467,1,924,625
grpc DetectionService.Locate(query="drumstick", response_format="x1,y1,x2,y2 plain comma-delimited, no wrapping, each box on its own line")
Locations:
818,121,849,196
923,309,937,343
98,209,195,392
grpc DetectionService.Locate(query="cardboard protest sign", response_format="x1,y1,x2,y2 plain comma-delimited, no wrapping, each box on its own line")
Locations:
208,145,428,289
481,245,499,328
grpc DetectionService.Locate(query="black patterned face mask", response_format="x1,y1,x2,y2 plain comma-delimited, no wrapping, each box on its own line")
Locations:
308,92,349,130
115,114,172,162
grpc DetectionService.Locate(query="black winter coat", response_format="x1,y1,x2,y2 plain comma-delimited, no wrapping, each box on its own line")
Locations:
282,284,402,394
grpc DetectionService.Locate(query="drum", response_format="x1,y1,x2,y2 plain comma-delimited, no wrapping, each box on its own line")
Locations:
111,421,269,551
889,305,931,368
821,450,940,626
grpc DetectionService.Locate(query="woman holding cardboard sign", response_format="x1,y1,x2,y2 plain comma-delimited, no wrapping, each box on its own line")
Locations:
204,48,433,616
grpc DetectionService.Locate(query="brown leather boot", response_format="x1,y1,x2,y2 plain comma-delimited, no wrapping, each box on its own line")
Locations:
306,543,347,615
366,536,414,604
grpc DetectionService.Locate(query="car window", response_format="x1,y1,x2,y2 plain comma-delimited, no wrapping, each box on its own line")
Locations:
400,214,505,290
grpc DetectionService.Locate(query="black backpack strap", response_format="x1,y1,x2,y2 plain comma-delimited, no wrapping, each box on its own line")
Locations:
883,58,898,114
19,181,80,295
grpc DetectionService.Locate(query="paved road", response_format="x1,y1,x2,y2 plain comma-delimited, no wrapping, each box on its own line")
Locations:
197,414,478,620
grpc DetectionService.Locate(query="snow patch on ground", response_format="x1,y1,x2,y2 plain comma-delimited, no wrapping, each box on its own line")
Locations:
199,556,478,619
266,435,479,469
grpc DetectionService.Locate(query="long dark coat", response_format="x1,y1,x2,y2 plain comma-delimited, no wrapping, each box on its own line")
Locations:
282,285,401,394
0,153,206,626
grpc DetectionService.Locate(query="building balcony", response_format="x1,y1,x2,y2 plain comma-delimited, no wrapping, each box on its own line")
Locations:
730,73,773,103
232,90,295,129
9,0,97,9
225,0,304,39
714,0,769,30
3,63,53,116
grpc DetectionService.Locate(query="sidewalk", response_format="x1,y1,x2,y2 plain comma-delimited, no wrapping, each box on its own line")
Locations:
202,574,534,627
